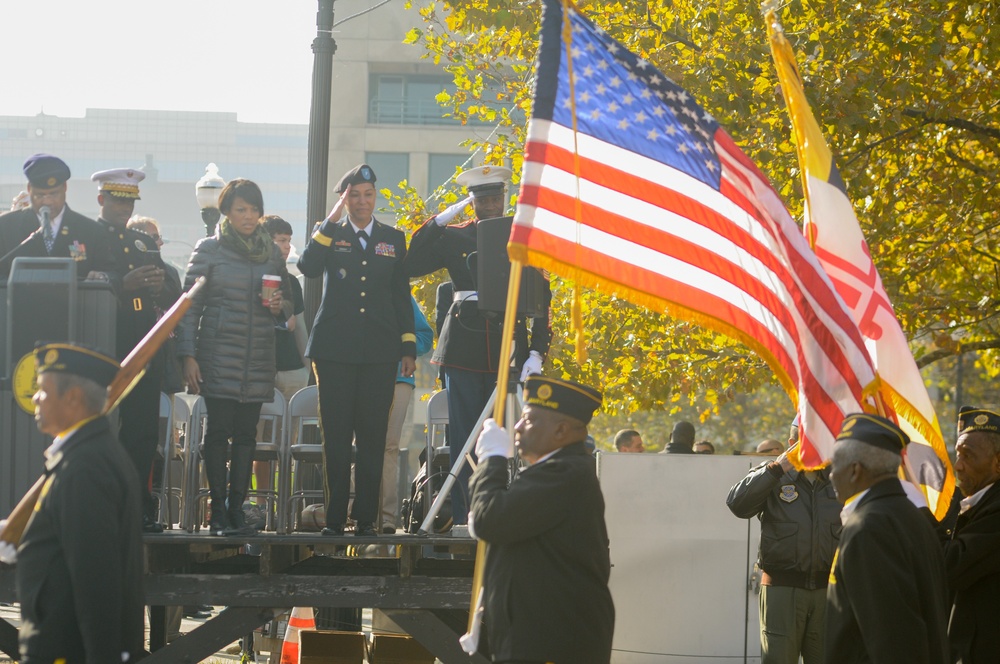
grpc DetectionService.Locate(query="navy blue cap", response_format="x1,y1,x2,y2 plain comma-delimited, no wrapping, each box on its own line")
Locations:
35,342,119,389
836,413,908,453
524,375,602,425
23,154,71,189
957,406,1000,435
335,163,377,193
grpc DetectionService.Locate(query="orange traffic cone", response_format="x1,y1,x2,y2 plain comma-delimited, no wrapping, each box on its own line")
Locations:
280,606,316,663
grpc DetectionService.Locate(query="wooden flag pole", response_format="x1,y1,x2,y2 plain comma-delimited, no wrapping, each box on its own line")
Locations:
465,259,524,637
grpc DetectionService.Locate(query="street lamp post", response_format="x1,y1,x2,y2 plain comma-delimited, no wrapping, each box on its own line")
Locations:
195,163,225,237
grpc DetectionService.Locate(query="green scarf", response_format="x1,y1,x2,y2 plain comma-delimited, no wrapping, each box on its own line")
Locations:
218,217,273,264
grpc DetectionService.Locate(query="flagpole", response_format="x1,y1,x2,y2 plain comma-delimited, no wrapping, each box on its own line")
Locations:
465,259,524,638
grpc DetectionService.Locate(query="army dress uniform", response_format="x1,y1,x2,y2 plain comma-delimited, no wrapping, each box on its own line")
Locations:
0,154,114,279
16,344,144,663
93,167,180,529
298,163,416,533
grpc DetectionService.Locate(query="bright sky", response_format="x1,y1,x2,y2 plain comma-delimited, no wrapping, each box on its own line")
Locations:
1,1,319,125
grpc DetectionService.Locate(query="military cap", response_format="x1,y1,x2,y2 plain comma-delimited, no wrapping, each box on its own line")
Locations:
335,163,377,193
35,342,119,389
91,167,145,199
957,406,1000,435
456,165,512,198
671,420,695,445
835,413,908,453
23,154,71,189
523,375,603,425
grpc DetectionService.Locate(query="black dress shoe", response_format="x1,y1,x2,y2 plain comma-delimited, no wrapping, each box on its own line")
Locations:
142,516,165,534
381,525,396,534
321,524,344,536
355,523,377,537
208,514,229,536
223,510,257,537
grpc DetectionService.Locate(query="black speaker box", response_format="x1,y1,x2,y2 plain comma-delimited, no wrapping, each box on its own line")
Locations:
475,216,547,317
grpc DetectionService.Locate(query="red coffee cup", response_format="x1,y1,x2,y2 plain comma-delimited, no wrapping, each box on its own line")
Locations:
261,274,281,306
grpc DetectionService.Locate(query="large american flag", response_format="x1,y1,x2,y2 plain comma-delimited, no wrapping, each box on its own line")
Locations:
510,0,879,466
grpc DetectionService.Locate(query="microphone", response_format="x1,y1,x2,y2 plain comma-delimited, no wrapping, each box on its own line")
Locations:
39,205,51,228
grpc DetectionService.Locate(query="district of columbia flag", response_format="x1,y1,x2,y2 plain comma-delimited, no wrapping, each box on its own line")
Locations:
510,0,880,468
766,11,954,519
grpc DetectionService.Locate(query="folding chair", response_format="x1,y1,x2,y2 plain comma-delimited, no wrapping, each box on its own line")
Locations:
152,393,187,528
285,385,324,533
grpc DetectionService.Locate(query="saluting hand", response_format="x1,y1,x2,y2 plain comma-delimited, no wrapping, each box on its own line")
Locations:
324,185,351,224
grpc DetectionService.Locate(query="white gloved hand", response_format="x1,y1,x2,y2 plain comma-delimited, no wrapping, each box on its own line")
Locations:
475,418,513,460
519,350,544,382
900,479,928,509
435,196,474,226
0,520,16,564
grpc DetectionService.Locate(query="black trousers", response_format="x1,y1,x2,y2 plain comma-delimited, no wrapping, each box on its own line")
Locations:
313,359,397,527
118,362,162,519
202,397,263,511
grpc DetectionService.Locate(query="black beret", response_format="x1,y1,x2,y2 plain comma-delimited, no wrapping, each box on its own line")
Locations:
23,154,71,189
957,406,1000,435
35,342,119,389
523,375,602,425
335,163,377,193
671,420,695,444
836,413,908,453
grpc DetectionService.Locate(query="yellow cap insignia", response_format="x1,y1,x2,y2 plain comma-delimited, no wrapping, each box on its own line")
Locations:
44,349,58,365
974,414,989,426
537,384,553,400
47,176,56,187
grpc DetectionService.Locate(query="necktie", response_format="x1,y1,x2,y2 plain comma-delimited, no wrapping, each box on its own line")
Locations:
357,229,369,249
43,223,55,254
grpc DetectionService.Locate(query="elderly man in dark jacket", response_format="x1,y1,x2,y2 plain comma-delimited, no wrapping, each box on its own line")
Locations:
826,413,949,664
469,375,614,664
13,343,144,663
727,417,840,664
945,406,1000,664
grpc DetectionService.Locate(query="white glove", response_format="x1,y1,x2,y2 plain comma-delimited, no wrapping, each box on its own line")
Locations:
900,479,928,509
475,418,513,460
435,196,473,226
519,350,544,382
0,520,16,564
467,511,478,540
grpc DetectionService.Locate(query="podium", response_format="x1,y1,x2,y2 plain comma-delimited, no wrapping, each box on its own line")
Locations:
0,258,117,515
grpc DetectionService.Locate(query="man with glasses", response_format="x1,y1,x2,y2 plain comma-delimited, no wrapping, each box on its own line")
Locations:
0,154,113,279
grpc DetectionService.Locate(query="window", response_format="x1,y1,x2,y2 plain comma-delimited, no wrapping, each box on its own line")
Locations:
365,152,410,212
428,154,469,196
369,73,456,126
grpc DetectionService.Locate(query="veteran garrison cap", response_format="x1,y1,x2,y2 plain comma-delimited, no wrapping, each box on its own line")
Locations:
836,413,908,453
957,406,1000,435
91,167,145,199
335,163,377,193
35,342,119,389
23,154,71,189
456,165,512,198
523,375,602,425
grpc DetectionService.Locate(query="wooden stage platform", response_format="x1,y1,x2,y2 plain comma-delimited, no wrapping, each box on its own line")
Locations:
0,530,488,663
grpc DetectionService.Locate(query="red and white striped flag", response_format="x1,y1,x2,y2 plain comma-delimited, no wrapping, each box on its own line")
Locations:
509,0,878,467
767,14,954,515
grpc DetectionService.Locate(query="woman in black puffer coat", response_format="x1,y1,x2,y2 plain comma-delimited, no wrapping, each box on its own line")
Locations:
177,179,291,535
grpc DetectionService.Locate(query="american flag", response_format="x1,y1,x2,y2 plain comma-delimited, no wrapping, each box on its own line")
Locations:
510,0,879,465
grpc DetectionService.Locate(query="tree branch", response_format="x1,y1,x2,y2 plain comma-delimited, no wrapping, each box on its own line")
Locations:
916,339,1000,368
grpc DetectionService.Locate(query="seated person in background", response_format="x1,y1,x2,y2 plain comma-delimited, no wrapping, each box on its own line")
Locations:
694,440,715,454
614,429,644,453
756,438,784,456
